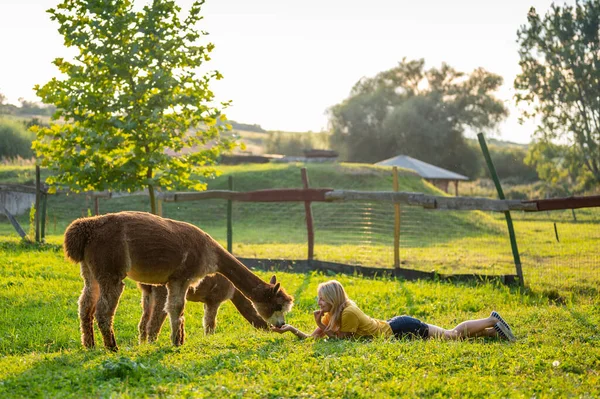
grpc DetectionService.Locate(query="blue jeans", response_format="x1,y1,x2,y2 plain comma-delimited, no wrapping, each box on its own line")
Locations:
387,315,429,339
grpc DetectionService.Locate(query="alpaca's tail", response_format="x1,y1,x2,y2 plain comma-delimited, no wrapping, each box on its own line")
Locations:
63,217,97,263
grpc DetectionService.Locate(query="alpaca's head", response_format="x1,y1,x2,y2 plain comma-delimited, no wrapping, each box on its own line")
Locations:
252,275,294,327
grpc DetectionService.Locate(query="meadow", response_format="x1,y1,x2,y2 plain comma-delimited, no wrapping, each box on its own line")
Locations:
0,163,599,397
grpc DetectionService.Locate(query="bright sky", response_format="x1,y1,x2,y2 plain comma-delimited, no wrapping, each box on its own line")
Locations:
0,0,574,143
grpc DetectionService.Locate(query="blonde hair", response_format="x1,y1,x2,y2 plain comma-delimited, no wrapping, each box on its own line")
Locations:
317,280,355,332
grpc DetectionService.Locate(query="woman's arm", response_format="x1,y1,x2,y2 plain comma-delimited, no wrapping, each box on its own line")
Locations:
313,310,355,339
271,324,353,339
271,324,324,339
334,331,355,339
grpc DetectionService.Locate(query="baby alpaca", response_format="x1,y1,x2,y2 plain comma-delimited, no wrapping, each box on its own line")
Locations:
138,273,269,342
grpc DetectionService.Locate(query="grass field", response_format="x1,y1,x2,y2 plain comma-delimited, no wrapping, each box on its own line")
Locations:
1,163,599,397
0,236,598,397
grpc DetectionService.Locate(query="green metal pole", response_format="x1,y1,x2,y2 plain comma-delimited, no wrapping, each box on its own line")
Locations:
477,133,524,286
227,175,233,253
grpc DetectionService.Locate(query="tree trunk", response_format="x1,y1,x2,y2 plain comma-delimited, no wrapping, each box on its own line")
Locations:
146,164,156,215
148,184,156,215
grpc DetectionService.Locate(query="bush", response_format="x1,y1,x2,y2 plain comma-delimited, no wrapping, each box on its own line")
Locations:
504,186,532,200
265,131,330,156
489,146,539,183
0,118,35,159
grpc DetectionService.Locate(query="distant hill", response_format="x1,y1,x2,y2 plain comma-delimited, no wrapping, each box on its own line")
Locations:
227,120,267,133
467,136,529,149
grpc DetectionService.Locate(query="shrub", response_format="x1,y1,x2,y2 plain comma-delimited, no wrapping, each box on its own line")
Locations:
265,131,330,156
504,186,531,200
489,146,539,183
0,118,35,159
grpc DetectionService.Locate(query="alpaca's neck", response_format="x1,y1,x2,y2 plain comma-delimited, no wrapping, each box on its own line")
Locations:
216,250,267,301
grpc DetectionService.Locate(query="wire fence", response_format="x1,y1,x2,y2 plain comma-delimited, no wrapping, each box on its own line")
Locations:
157,195,599,295
2,169,599,296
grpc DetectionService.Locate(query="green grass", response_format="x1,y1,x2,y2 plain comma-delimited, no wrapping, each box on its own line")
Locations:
0,237,598,397
0,163,599,397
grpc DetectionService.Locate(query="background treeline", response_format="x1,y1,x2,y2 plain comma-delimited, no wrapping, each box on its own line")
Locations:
0,93,55,117
0,86,537,184
263,131,538,183
227,120,266,133
1,112,537,183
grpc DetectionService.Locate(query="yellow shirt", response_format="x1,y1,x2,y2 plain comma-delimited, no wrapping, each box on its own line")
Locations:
321,304,393,338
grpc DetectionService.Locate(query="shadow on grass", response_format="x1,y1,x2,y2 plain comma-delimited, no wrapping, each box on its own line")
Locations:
0,347,191,397
516,284,598,305
0,338,293,398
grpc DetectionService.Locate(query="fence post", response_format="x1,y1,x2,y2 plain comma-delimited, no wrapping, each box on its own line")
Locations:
477,132,524,286
301,168,314,261
40,192,47,241
94,196,100,216
227,175,233,253
35,165,41,243
393,167,401,269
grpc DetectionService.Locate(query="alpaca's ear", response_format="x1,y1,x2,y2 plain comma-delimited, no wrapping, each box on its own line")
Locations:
272,282,280,295
270,275,277,284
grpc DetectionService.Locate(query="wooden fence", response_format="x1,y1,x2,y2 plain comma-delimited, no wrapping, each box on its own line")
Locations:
3,167,600,286
151,169,600,286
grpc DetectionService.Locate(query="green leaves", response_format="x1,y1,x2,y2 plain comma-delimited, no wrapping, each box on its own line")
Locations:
34,0,235,205
515,1,600,184
329,58,506,176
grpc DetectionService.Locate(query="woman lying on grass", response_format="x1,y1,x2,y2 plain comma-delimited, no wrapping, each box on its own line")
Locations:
271,280,516,342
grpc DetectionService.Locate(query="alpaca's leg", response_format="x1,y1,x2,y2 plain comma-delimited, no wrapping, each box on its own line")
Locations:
95,278,125,351
147,285,169,343
203,302,220,334
166,280,189,346
230,289,269,330
138,284,153,343
78,263,100,348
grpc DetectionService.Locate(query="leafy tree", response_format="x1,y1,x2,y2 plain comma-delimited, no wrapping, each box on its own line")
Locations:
328,59,507,177
32,0,234,213
489,145,539,183
515,1,600,185
525,140,592,196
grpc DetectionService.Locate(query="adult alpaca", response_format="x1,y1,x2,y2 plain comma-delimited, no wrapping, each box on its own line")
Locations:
138,273,268,342
63,211,293,350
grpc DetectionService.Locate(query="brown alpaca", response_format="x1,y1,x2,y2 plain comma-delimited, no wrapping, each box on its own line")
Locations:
63,211,293,350
138,273,268,341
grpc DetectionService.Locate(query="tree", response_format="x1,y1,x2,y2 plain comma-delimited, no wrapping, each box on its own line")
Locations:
515,1,600,185
488,145,539,184
0,91,7,114
32,0,235,213
525,140,593,196
328,59,507,177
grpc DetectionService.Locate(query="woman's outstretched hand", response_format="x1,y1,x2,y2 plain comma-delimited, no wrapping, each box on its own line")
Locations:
270,324,296,334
